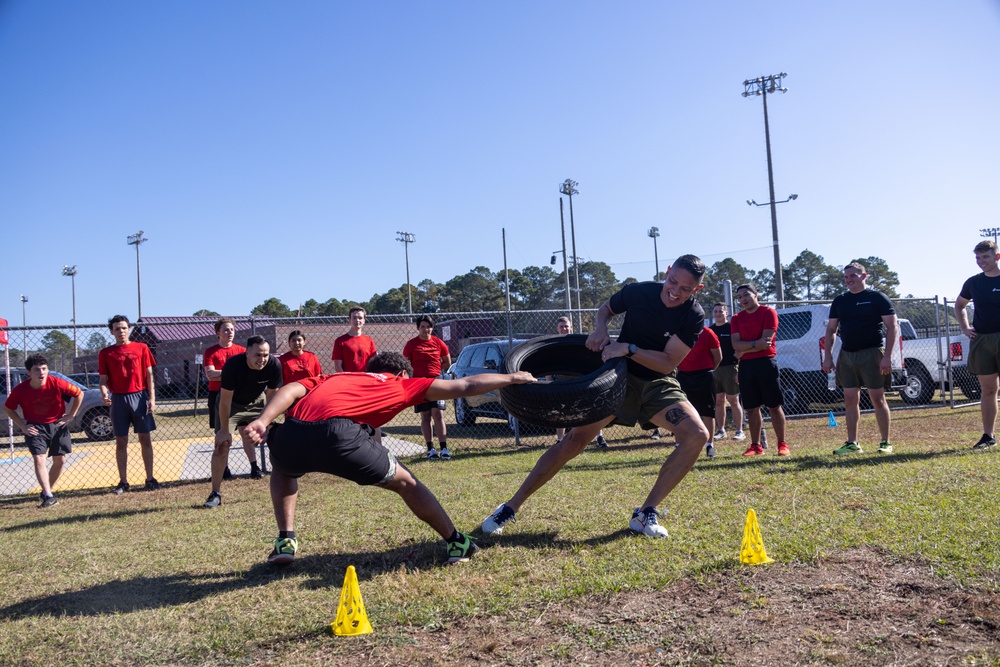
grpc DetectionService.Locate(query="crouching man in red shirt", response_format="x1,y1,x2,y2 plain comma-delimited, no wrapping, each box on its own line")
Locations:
244,351,536,566
3,355,83,507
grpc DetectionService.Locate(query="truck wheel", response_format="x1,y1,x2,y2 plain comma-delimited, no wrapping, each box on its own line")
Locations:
900,363,935,404
959,379,982,401
455,398,476,426
83,408,114,441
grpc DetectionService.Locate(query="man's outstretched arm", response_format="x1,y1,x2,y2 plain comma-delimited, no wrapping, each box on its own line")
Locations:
244,382,308,444
424,371,536,400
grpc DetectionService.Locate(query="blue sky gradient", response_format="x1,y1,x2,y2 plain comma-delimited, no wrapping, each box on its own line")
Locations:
2,1,999,326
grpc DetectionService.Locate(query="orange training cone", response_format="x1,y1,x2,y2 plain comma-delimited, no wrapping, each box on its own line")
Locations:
739,508,775,565
332,565,373,636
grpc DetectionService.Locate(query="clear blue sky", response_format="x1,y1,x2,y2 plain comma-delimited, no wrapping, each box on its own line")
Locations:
2,1,998,327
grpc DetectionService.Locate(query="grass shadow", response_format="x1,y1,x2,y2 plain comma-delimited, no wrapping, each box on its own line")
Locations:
0,507,165,533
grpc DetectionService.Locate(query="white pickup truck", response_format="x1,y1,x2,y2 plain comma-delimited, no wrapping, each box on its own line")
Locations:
896,319,977,404
773,304,906,414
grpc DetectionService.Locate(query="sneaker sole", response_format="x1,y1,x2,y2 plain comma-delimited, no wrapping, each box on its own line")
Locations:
267,553,295,565
446,544,480,564
628,524,669,538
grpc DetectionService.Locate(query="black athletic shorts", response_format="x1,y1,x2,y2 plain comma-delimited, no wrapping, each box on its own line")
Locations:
24,422,72,457
414,400,446,414
207,390,220,430
267,417,398,486
677,369,716,418
737,357,783,410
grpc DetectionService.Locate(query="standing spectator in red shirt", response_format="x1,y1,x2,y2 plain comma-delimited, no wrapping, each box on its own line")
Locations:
203,317,246,481
279,330,322,384
730,284,790,456
676,327,722,457
203,318,246,431
4,354,83,507
332,307,377,372
98,314,160,493
402,315,453,460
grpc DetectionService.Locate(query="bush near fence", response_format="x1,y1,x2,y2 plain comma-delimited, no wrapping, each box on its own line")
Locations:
0,298,980,496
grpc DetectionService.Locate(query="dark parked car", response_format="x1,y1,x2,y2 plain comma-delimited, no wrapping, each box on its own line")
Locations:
446,339,526,426
68,372,102,390
1,369,114,441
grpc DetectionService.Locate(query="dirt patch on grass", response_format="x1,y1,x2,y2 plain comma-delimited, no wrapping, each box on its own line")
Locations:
282,547,1000,666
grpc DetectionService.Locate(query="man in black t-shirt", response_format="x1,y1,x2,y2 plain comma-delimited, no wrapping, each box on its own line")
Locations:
482,255,710,539
822,262,898,455
204,335,282,507
709,303,745,442
956,239,1000,450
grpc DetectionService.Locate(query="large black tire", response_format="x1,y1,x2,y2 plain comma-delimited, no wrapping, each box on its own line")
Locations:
959,378,982,401
498,334,627,429
899,362,935,404
778,372,808,415
83,407,114,441
455,398,476,426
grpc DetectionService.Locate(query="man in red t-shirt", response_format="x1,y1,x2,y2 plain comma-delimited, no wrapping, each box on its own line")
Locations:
677,326,722,458
99,314,160,494
279,329,323,384
402,315,453,460
203,318,247,431
244,351,535,566
4,354,83,507
332,307,377,373
729,284,789,456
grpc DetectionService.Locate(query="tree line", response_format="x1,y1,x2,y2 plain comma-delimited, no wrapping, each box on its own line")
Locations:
221,251,902,318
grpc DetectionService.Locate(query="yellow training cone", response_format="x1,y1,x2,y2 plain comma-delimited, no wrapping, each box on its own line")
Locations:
332,565,373,636
739,508,774,565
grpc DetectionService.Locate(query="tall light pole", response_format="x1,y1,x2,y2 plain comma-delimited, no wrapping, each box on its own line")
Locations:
20,295,28,357
747,194,798,299
396,231,415,314
647,226,660,279
555,199,572,312
126,231,148,320
559,179,582,328
980,228,1000,245
743,72,789,302
62,265,78,357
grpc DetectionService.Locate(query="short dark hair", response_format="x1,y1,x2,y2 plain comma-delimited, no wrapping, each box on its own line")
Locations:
349,306,366,316
246,335,268,348
107,314,130,331
366,351,413,376
415,315,434,329
24,354,48,371
672,254,706,280
214,317,235,333
844,262,866,274
287,330,305,342
735,283,758,295
713,302,727,309
975,240,997,254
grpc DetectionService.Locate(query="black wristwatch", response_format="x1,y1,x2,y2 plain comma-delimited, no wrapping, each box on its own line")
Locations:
626,343,638,358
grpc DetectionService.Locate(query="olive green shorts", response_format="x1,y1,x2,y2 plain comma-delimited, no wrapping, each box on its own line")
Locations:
610,373,689,431
968,332,1000,375
714,364,739,395
836,347,890,390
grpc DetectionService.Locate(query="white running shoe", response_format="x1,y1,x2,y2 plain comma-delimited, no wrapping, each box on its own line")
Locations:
629,506,669,538
482,503,516,535
714,429,726,439
733,430,746,441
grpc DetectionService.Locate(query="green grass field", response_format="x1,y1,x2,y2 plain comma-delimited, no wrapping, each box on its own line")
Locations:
2,405,998,666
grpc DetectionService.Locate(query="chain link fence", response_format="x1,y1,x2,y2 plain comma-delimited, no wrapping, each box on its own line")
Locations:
0,299,980,498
